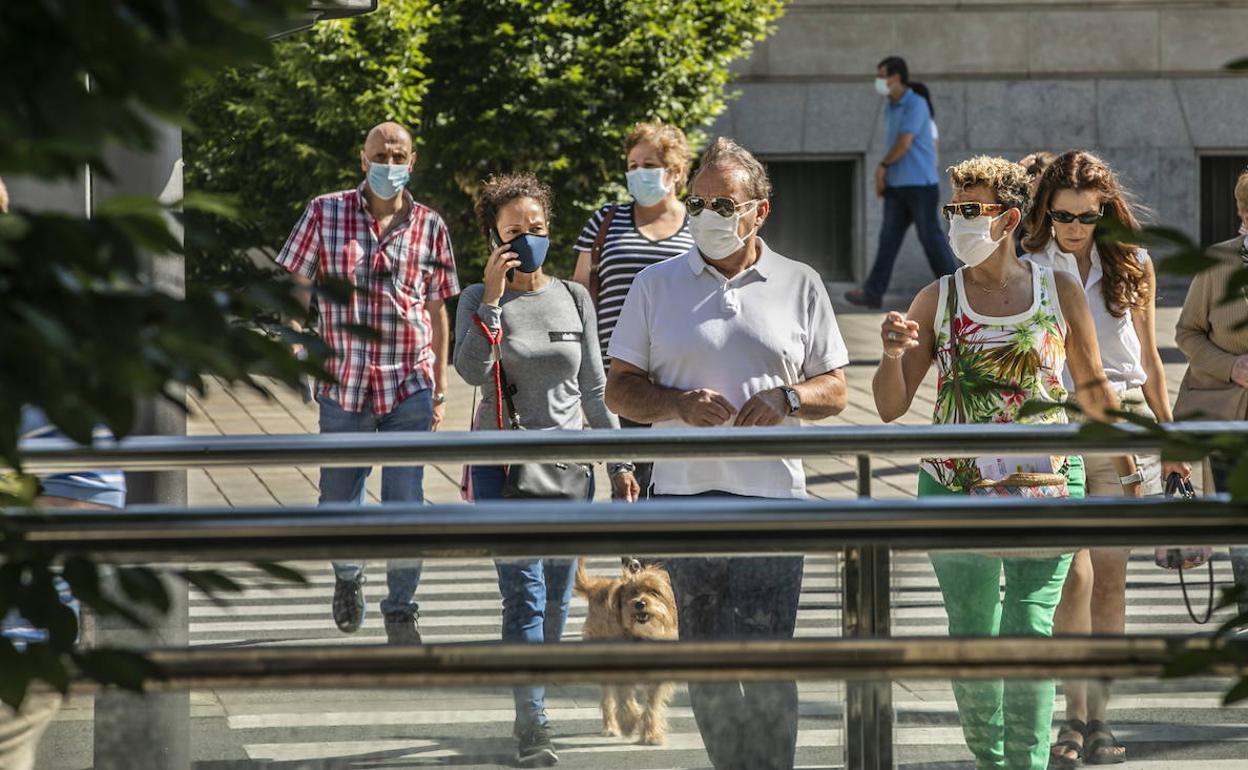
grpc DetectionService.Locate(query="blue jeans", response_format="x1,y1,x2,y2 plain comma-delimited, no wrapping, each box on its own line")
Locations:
318,389,432,616
659,493,804,770
472,464,588,730
864,184,957,300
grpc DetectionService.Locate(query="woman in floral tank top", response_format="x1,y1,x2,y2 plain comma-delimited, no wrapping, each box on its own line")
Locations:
871,157,1145,770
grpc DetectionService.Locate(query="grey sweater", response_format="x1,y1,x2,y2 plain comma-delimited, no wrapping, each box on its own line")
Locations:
454,278,619,434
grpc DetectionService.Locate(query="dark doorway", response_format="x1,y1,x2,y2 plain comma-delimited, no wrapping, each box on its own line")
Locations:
761,158,856,282
1200,154,1248,247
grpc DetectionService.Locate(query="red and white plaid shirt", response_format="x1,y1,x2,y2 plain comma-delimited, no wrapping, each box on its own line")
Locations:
276,185,459,414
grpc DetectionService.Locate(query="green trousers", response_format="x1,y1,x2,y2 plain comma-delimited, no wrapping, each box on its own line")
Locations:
919,457,1083,770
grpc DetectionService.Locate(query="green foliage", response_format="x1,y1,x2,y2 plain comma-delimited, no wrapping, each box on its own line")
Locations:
1,0,318,708
185,0,786,287
185,0,435,290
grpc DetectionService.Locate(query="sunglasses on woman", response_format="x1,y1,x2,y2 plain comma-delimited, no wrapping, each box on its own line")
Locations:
685,195,759,218
1049,208,1104,225
941,203,1006,221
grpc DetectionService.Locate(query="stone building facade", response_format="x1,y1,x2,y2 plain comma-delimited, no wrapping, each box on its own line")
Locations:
712,0,1248,303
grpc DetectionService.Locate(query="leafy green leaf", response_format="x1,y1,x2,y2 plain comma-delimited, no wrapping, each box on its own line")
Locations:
251,561,309,585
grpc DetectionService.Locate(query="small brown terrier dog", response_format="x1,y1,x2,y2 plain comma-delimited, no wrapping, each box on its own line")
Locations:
574,557,678,745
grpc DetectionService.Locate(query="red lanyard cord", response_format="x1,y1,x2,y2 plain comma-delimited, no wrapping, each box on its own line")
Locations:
472,314,505,430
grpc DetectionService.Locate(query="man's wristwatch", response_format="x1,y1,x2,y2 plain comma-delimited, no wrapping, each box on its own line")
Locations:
779,386,801,416
609,462,636,478
1118,470,1144,487
433,392,447,405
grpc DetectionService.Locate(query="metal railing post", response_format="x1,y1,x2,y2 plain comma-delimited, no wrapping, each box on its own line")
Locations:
844,454,894,770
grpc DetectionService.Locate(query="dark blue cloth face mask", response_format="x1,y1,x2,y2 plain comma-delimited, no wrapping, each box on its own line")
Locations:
505,233,550,280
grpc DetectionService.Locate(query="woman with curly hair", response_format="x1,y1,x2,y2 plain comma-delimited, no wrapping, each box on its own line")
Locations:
874,155,1142,770
454,172,639,767
1023,150,1188,766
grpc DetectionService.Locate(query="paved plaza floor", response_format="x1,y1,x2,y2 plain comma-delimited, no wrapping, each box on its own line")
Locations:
38,306,1248,769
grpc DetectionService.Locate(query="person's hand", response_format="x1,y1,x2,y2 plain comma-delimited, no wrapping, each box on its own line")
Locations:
676,388,735,427
881,311,920,360
482,241,521,306
875,164,887,198
1162,460,1192,482
611,472,640,502
1232,354,1248,388
734,388,788,427
431,400,445,431
1122,479,1146,498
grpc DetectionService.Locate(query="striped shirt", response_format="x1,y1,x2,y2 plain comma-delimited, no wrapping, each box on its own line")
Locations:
576,203,693,360
276,185,459,414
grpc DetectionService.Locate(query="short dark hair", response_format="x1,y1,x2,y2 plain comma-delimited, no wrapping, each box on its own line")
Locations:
473,173,553,238
695,137,772,201
878,56,909,84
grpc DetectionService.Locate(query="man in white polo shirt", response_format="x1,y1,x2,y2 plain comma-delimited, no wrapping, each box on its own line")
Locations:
605,137,849,770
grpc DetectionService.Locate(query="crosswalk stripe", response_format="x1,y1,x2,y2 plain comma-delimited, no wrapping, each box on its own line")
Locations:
190,555,1248,766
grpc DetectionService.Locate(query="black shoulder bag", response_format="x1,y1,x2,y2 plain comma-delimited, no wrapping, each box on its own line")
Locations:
497,281,594,500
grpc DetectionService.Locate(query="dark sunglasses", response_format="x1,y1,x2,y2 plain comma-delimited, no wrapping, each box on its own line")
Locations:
941,203,1006,221
1050,208,1104,225
685,195,758,218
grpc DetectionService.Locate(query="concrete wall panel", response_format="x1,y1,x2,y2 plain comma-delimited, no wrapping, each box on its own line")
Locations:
966,80,1098,151
1028,11,1159,74
1096,80,1190,149
804,83,881,153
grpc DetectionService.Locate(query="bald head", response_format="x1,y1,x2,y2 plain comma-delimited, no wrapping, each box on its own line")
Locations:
360,121,414,173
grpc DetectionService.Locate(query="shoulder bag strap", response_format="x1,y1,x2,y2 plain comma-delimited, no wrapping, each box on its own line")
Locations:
944,274,966,425
588,205,619,305
560,278,586,332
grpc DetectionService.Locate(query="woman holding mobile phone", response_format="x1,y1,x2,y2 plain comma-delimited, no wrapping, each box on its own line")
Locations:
454,173,638,768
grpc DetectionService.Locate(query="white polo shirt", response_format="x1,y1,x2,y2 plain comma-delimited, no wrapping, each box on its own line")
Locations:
1025,240,1149,392
608,239,849,499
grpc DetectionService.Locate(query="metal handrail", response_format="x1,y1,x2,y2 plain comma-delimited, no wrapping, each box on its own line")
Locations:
16,420,1248,472
10,496,1248,562
69,637,1236,691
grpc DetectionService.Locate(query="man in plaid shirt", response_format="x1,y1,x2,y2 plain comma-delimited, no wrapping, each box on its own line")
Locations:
276,121,459,644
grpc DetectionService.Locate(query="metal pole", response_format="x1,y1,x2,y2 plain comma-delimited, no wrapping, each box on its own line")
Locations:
59,636,1232,691
18,420,1248,473
90,120,189,770
844,454,895,769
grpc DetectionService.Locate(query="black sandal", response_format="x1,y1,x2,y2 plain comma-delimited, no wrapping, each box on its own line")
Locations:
1048,718,1086,769
1084,719,1127,765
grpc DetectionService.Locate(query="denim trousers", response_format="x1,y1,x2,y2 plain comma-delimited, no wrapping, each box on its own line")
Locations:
472,464,587,730
864,184,957,300
658,493,804,770
318,389,432,616
920,470,1079,770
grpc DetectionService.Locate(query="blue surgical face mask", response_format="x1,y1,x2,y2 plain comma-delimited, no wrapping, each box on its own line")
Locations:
367,162,410,199
627,167,670,207
505,233,550,280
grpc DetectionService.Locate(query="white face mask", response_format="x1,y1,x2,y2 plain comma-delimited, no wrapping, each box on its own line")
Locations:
948,212,1010,268
874,77,890,97
688,202,758,261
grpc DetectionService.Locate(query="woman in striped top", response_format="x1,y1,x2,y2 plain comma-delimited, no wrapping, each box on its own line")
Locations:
574,122,695,496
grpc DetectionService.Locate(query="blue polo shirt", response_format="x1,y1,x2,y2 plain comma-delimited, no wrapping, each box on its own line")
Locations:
884,88,939,188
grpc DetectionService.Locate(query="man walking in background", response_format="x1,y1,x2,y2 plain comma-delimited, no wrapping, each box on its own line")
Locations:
276,121,459,645
846,55,956,309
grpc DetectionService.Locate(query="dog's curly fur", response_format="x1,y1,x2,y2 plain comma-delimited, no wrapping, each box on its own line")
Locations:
575,558,678,745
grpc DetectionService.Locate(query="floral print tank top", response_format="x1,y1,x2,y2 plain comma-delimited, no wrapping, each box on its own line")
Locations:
920,264,1069,491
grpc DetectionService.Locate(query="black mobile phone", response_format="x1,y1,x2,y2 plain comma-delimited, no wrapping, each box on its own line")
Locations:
489,229,504,251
